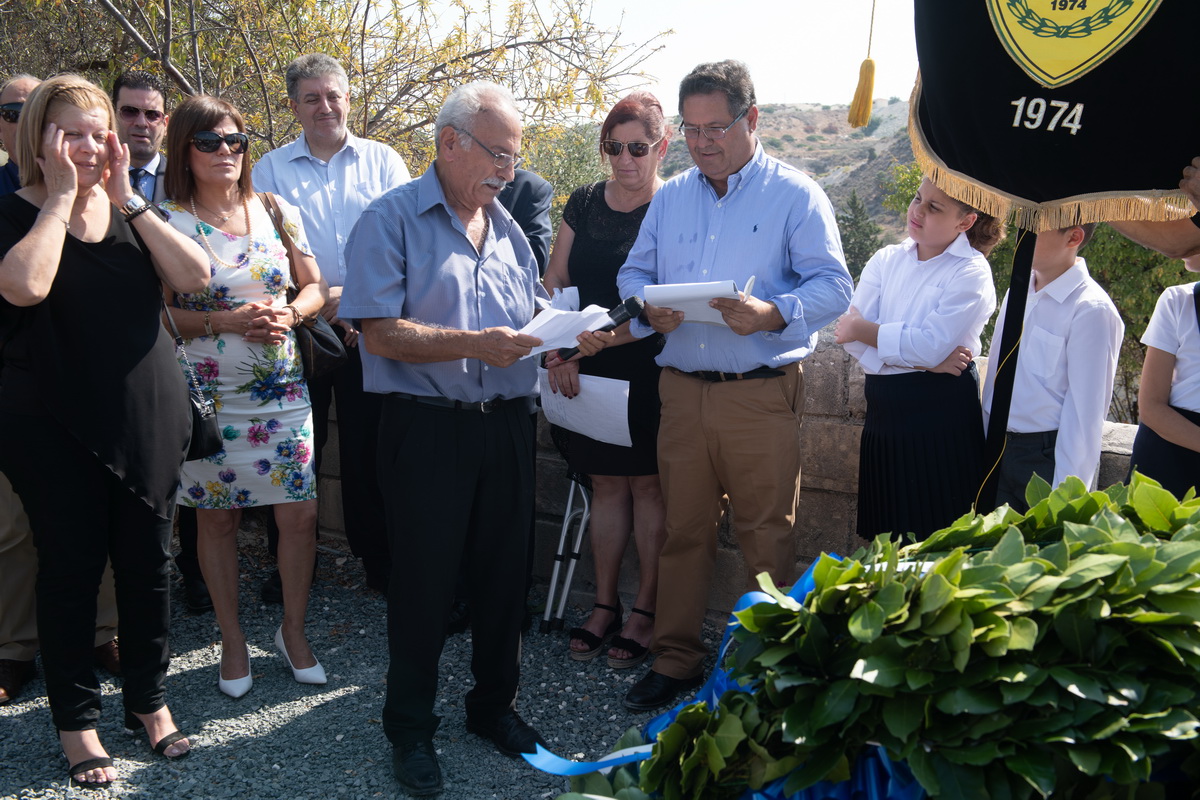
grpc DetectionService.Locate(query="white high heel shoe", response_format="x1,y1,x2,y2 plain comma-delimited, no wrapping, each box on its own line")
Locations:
275,627,327,685
218,644,253,698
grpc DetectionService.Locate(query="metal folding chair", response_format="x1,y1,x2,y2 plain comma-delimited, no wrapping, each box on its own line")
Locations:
540,423,594,632
540,477,591,632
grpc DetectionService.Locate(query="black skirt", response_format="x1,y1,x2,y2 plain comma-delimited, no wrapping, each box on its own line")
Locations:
857,366,985,541
1129,407,1200,499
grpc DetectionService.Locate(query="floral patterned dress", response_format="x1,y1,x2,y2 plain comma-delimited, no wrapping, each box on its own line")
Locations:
163,197,318,509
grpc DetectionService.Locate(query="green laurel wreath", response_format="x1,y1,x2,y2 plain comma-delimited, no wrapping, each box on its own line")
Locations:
1005,0,1134,38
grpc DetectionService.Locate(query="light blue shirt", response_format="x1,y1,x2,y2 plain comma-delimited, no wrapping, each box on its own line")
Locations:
340,164,549,403
252,131,410,286
617,144,851,373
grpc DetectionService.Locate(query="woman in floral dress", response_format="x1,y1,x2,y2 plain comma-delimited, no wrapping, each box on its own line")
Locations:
161,96,329,697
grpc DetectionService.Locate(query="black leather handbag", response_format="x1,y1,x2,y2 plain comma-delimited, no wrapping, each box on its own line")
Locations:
162,297,223,460
259,192,347,381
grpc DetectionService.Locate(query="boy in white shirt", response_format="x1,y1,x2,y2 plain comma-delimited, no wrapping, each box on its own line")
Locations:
981,223,1124,510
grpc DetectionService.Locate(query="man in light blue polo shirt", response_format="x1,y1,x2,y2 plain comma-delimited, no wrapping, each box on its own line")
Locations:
253,53,410,595
341,81,552,797
617,60,852,713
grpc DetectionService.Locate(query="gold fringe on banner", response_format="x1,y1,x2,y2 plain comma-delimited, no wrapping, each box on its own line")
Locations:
848,0,878,129
907,78,1196,232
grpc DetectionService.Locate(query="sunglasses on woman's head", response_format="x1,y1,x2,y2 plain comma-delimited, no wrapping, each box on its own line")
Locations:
192,131,249,154
601,139,661,158
0,102,22,124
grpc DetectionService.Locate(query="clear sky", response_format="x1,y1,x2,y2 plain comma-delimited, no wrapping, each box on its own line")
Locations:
591,0,920,115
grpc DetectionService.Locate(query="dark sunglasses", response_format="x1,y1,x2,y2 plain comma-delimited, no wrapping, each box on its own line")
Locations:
0,102,22,124
601,138,662,158
192,131,250,154
118,105,166,123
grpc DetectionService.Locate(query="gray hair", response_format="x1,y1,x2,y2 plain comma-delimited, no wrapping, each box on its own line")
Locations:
1,73,40,100
285,54,349,101
434,81,519,151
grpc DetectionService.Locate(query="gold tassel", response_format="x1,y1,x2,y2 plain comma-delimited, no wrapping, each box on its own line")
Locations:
848,58,875,128
848,0,877,128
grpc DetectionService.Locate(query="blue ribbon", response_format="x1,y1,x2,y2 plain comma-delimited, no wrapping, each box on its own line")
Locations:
523,552,927,800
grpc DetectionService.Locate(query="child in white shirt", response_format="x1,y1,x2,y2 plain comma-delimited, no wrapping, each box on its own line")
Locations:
981,223,1123,511
837,177,1000,540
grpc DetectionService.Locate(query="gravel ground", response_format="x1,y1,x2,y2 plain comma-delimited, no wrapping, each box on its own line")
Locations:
0,518,721,800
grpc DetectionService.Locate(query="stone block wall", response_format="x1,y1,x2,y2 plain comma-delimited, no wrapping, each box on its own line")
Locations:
316,326,1139,626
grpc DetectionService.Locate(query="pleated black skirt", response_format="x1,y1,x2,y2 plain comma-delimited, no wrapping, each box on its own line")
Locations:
857,365,985,541
1129,407,1200,499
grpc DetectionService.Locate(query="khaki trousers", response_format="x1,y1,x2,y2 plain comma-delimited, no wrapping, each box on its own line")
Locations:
0,472,117,662
650,363,804,679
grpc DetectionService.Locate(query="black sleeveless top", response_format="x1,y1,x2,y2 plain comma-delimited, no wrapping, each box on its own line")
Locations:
0,194,190,518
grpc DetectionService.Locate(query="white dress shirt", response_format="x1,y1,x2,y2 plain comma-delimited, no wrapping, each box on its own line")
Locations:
1142,281,1200,413
252,131,409,286
982,257,1124,489
843,233,996,375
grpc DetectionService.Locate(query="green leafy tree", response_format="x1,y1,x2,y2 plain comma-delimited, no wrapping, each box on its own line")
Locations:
882,161,1185,424
523,120,608,237
835,191,883,280
0,0,667,172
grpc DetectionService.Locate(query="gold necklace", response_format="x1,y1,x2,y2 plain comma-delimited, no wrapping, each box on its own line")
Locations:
194,198,239,224
191,195,252,269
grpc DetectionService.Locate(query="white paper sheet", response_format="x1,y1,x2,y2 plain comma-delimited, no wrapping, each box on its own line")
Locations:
538,368,632,447
644,280,740,326
519,305,611,357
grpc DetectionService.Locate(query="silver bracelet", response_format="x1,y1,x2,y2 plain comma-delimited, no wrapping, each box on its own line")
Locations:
38,209,69,228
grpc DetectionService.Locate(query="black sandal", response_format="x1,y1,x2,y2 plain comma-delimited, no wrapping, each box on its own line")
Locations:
66,756,115,790
125,710,192,760
568,602,623,661
607,607,655,669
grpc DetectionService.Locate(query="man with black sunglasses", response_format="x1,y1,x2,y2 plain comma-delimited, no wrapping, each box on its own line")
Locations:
0,74,38,196
111,71,170,203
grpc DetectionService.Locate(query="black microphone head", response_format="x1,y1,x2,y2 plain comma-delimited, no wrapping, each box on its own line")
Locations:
609,295,645,325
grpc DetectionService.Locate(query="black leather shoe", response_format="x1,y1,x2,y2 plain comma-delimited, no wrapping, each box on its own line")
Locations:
260,569,283,605
465,710,546,758
0,659,35,704
392,741,443,796
183,573,213,613
624,669,704,712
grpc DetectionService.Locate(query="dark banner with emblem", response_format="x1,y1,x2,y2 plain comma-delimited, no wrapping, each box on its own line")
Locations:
911,0,1198,231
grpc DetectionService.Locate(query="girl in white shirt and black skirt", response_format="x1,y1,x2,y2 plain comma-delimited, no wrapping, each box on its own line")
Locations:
836,177,1003,541
1129,273,1200,498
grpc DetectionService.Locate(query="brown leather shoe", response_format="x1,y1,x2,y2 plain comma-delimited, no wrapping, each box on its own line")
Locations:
0,659,36,704
94,639,121,676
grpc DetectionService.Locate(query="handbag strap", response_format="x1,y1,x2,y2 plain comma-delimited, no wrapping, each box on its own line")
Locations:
1193,281,1199,333
160,293,203,388
258,192,299,289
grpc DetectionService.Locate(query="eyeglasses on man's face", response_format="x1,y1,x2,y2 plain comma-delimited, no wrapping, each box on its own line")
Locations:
192,130,250,154
678,107,749,141
0,102,23,124
601,138,662,158
457,128,523,170
119,105,166,124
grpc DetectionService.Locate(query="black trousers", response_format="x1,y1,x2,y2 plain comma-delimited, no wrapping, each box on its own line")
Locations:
996,430,1058,513
176,345,387,573
379,396,533,746
0,414,171,730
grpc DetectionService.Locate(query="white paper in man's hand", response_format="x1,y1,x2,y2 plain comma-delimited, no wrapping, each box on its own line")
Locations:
644,281,740,326
538,368,632,447
519,305,611,357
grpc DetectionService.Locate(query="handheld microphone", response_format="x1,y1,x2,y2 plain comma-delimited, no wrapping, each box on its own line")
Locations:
556,295,645,360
